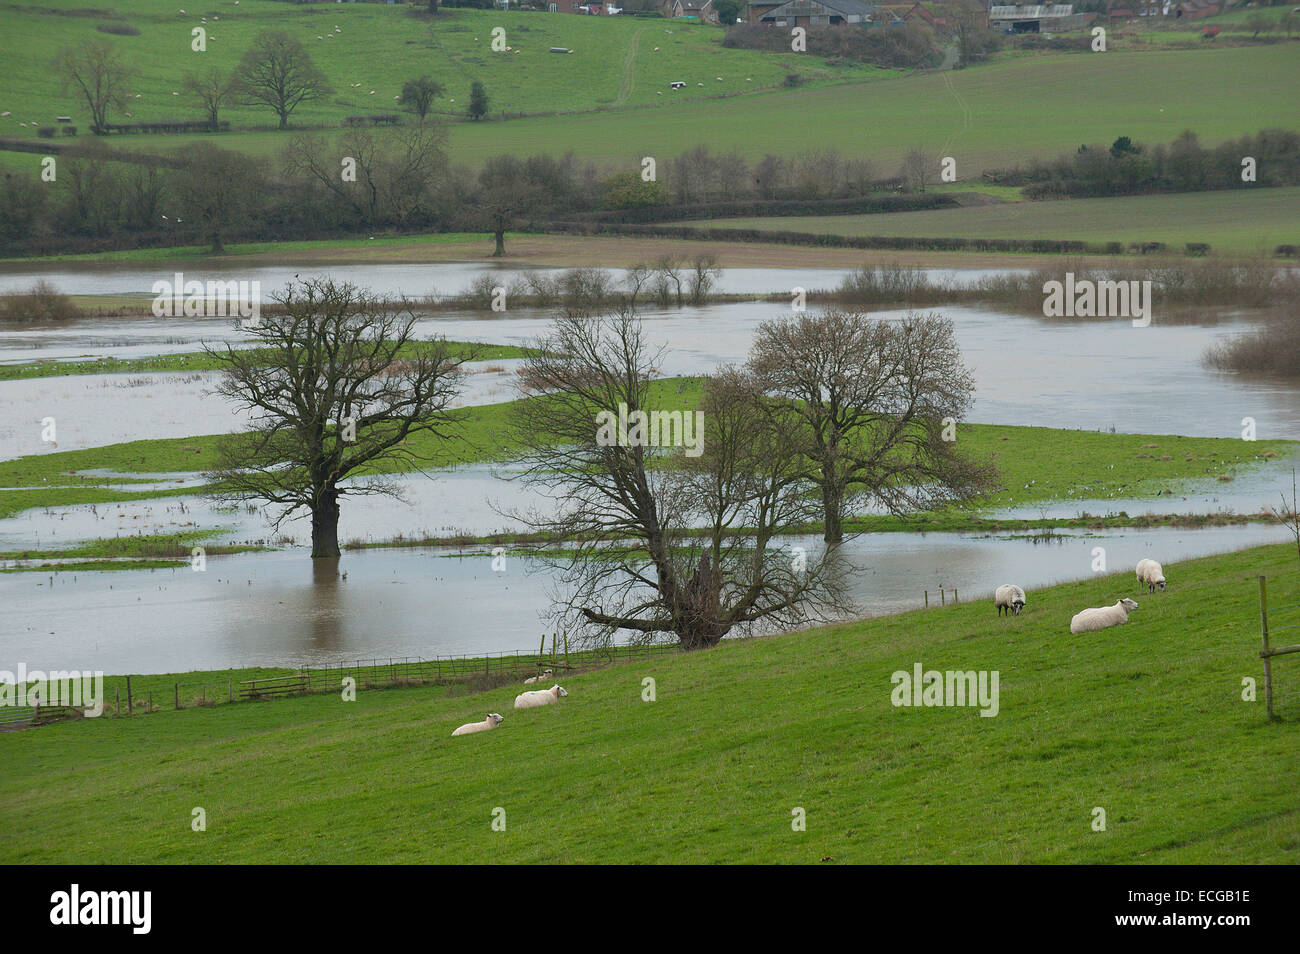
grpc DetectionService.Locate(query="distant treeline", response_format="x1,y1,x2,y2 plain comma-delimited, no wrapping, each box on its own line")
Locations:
987,130,1300,198
722,23,941,70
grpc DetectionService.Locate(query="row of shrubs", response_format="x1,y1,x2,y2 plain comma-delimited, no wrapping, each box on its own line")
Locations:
574,193,956,225
35,127,78,138
97,120,231,135
342,114,402,127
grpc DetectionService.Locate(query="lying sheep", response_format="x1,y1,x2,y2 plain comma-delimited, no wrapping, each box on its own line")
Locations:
523,669,553,685
1070,598,1139,634
1136,558,1166,593
994,584,1026,617
514,685,568,709
452,712,504,737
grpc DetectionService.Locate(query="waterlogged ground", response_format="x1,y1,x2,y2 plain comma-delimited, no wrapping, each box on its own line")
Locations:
2,521,1290,675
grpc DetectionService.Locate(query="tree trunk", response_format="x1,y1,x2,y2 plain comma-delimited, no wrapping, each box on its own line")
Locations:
822,481,843,544
311,489,341,558
493,228,506,257
278,110,288,130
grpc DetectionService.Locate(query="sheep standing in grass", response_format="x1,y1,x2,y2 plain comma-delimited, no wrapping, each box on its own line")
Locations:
523,669,553,685
994,584,1026,617
1136,558,1166,593
1070,598,1139,634
452,713,504,737
514,685,568,709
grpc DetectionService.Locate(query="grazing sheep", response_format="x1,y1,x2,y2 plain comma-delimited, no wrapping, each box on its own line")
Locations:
523,669,553,685
1136,558,1166,593
514,684,568,709
994,584,1026,617
451,712,504,737
1070,598,1139,634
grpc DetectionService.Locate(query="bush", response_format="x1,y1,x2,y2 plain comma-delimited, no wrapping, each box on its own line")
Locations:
1204,309,1300,377
0,280,80,322
36,127,56,139
60,126,78,136
96,22,141,36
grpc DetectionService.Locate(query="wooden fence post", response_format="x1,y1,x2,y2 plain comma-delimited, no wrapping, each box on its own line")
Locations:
126,676,133,715
1260,575,1274,720
954,589,959,604
115,687,120,716
924,590,928,608
174,683,179,710
228,677,233,703
940,589,945,607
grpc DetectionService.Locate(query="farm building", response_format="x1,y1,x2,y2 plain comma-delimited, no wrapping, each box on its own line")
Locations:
746,0,881,26
1173,0,1222,18
665,0,720,21
988,3,1090,32
876,2,949,25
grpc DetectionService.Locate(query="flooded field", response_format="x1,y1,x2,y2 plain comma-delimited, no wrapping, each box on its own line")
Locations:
2,521,1289,675
2,262,1298,674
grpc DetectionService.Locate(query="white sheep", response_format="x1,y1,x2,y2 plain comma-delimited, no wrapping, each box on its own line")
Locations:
994,584,1026,617
1069,598,1139,634
1136,558,1166,593
523,669,553,685
514,685,568,709
451,712,504,736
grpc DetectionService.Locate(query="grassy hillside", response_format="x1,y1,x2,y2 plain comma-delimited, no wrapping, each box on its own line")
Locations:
685,188,1300,255
0,1,882,137
2,542,1296,863
1,14,1294,173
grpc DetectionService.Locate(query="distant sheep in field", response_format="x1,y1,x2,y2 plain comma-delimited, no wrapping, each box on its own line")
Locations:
523,669,553,685
994,584,1026,616
1136,558,1166,593
1070,598,1139,634
451,712,504,736
514,685,567,709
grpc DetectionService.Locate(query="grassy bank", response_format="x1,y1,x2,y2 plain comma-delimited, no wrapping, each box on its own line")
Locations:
2,403,1292,523
2,542,1296,863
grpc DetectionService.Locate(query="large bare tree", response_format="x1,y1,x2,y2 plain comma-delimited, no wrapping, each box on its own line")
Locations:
748,310,994,543
231,31,332,130
182,67,234,130
205,279,472,558
54,39,138,133
509,311,849,651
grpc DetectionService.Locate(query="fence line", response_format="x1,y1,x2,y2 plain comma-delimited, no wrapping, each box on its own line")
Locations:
1259,576,1300,720
5,639,679,726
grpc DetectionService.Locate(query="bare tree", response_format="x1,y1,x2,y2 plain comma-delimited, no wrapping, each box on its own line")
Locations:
1270,469,1300,565
205,279,472,558
654,255,685,306
170,144,265,253
285,124,448,228
748,310,995,543
477,155,541,256
687,254,721,304
508,311,848,650
54,39,138,133
399,75,444,120
899,147,935,194
182,67,234,130
231,31,332,130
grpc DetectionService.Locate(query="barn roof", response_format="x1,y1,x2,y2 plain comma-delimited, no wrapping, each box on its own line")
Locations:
759,0,880,17
989,4,1075,18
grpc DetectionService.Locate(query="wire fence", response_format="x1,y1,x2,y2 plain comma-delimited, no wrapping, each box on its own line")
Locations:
3,640,680,727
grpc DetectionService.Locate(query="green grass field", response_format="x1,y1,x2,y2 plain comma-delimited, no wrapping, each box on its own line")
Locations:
3,391,1291,522
2,542,1296,863
685,188,1300,255
0,2,882,138
1,11,1295,175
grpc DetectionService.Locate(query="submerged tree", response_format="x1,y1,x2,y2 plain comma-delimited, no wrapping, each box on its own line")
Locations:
509,310,850,651
205,279,472,558
748,310,994,544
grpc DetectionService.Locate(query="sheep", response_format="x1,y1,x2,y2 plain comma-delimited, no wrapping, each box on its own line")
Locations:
994,584,1026,617
1069,598,1139,634
523,669,553,685
451,712,504,736
1136,558,1166,593
514,685,568,709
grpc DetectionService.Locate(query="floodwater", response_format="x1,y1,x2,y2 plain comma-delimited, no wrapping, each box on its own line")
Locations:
2,261,1299,675
1,521,1289,675
3,301,1299,459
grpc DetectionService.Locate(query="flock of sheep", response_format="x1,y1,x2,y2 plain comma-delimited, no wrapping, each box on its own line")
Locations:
451,676,567,737
451,560,1170,736
995,558,1167,634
